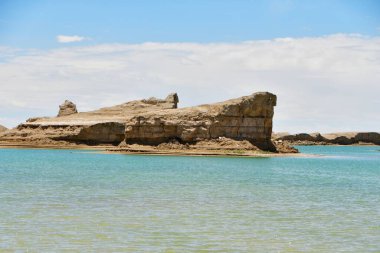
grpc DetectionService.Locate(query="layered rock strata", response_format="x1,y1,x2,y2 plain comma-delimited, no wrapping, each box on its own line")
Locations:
123,92,277,150
0,92,279,151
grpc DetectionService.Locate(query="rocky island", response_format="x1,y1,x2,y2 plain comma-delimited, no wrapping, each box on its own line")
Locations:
0,92,298,156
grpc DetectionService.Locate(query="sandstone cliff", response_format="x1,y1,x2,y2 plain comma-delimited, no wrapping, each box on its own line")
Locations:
0,92,279,151
123,92,277,150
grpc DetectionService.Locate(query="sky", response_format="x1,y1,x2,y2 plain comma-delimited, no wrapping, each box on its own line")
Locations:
0,0,379,133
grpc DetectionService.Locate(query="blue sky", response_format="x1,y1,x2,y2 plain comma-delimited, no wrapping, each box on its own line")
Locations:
0,0,379,132
1,0,379,48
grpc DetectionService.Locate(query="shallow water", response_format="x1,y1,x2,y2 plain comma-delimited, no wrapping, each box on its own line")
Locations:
0,146,379,252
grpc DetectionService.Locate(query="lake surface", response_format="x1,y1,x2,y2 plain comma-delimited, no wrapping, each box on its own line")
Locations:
0,146,379,252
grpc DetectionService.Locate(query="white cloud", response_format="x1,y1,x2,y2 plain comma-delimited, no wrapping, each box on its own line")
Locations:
56,35,87,43
0,34,379,133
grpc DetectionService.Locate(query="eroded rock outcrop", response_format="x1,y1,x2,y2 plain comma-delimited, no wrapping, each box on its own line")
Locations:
278,133,327,143
142,93,179,109
0,92,280,151
354,132,380,145
123,92,277,151
58,100,78,117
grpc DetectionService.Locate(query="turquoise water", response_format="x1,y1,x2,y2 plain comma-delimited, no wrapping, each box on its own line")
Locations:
0,146,379,252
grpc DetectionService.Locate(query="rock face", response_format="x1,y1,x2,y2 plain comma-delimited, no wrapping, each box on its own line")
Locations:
0,125,7,133
58,100,77,117
275,132,380,145
0,92,278,151
124,92,277,151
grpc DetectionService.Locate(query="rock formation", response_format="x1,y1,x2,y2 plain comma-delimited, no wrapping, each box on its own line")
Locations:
0,125,7,133
58,100,77,117
0,92,279,151
275,132,380,145
123,92,277,150
353,132,380,145
142,93,179,109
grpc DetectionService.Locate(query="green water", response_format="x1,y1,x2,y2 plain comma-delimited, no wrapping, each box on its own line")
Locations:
0,146,379,252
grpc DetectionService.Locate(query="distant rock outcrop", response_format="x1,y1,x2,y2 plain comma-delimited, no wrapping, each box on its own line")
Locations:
275,132,380,145
142,93,179,109
0,125,7,133
278,133,326,142
58,100,77,117
0,92,280,151
354,132,380,145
